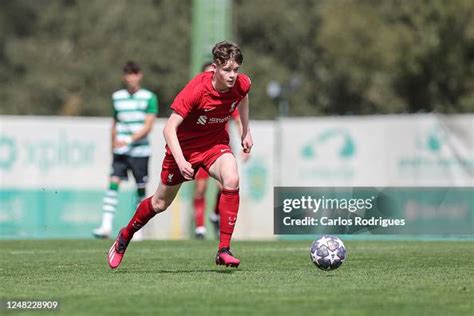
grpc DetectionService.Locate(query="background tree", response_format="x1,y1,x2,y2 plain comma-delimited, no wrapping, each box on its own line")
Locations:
0,0,191,117
0,0,473,118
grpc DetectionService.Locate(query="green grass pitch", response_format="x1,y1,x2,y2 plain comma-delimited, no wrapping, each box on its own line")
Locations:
0,240,472,316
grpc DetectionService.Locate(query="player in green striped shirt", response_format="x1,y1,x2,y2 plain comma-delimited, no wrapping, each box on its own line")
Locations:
93,61,158,240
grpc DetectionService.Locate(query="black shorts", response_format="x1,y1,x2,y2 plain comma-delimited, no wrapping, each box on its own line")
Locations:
111,154,149,185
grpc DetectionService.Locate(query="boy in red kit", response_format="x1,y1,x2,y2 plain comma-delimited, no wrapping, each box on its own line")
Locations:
108,41,253,269
192,60,248,240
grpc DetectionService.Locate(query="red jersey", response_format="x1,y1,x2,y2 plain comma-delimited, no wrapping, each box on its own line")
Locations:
169,71,251,153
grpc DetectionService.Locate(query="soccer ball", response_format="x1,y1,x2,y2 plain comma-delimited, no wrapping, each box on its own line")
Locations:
310,235,346,270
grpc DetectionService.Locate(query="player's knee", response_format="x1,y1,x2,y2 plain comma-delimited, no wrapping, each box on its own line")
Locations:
151,196,168,213
222,174,239,190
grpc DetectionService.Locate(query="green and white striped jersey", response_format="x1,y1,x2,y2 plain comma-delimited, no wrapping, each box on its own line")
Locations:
112,88,158,157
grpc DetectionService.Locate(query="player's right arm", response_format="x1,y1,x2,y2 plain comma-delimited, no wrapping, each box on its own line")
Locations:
111,118,119,151
111,98,126,150
166,75,204,180
163,112,194,180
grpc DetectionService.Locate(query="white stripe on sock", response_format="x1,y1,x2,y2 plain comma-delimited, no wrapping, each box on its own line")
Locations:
106,190,118,197
103,197,118,205
103,205,116,212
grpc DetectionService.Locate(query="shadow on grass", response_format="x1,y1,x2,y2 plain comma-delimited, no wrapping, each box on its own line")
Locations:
313,273,338,277
110,268,239,274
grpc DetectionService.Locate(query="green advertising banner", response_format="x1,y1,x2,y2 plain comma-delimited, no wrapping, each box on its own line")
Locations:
0,189,136,239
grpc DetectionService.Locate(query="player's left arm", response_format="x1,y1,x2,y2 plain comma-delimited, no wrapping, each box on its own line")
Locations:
232,115,244,138
231,114,250,161
239,94,253,153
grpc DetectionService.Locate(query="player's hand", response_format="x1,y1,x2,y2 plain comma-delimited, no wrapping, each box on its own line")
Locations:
113,140,127,148
241,133,253,154
113,137,132,149
177,160,194,180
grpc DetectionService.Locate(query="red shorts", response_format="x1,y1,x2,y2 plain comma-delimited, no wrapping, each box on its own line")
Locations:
195,168,209,180
161,144,232,185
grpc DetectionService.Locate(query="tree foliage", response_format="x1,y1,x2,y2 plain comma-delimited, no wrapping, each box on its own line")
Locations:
0,0,191,117
236,0,474,117
0,0,473,118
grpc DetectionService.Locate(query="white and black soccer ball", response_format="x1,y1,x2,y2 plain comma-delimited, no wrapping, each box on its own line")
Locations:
310,235,346,270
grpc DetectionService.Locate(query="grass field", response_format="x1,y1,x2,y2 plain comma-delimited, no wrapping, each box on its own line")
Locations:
0,239,473,316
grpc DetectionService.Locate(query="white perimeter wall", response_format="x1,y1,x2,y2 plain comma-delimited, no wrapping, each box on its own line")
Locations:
0,114,472,239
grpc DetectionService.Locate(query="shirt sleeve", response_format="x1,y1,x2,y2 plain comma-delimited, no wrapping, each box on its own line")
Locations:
237,74,252,97
147,93,158,115
170,79,202,118
231,108,240,120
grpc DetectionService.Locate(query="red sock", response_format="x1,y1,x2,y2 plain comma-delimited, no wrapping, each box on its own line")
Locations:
214,191,221,215
194,197,205,227
122,196,157,240
218,189,239,249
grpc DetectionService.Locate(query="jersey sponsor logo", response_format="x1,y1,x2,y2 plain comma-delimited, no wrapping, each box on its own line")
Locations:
197,115,207,125
167,173,174,183
196,115,231,125
204,107,216,112
208,116,231,124
220,148,230,153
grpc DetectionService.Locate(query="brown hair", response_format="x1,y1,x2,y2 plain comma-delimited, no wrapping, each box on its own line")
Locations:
212,41,243,66
123,61,141,74
201,61,213,72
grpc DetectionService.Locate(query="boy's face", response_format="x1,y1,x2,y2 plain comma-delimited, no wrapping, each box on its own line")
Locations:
123,72,143,91
213,59,240,90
